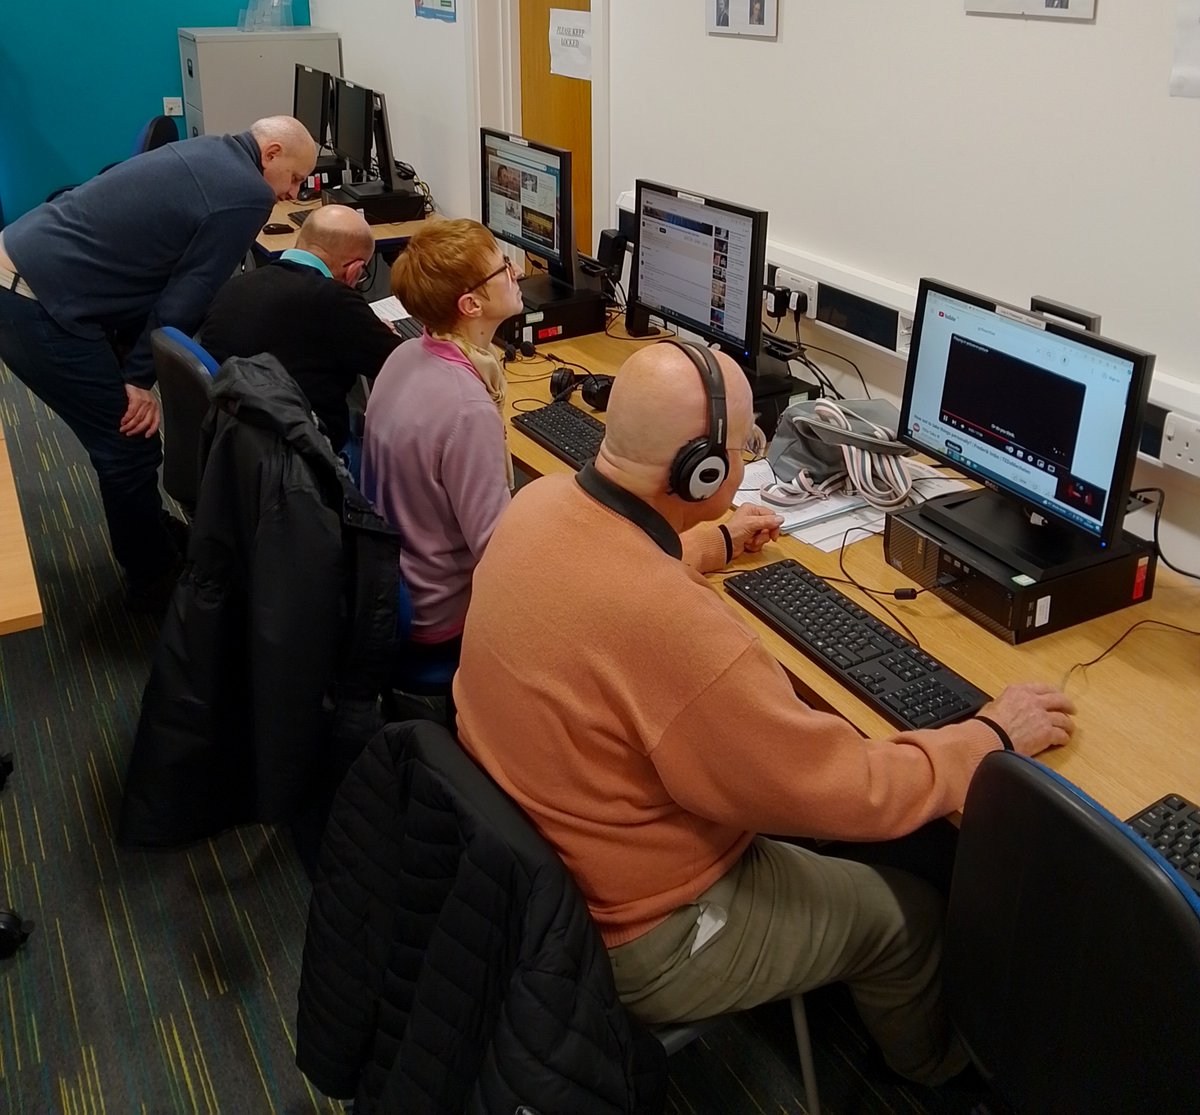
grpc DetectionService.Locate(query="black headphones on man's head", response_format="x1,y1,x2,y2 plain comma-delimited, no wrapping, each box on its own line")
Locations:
661,339,729,502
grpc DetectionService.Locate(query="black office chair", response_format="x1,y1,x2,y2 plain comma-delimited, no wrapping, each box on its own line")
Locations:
151,326,220,516
944,752,1200,1114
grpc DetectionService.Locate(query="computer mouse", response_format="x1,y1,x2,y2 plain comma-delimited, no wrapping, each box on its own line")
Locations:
297,187,319,202
262,222,293,236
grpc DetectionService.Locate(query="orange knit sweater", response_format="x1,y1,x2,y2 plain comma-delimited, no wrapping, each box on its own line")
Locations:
455,474,999,947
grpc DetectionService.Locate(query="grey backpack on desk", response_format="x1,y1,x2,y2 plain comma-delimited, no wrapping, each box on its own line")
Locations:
766,398,910,490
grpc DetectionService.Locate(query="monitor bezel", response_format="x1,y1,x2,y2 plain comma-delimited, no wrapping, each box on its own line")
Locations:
331,77,374,174
479,127,577,287
626,179,768,369
898,277,1155,552
293,64,332,150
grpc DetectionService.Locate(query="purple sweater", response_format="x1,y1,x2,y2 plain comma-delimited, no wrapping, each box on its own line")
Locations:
363,335,510,642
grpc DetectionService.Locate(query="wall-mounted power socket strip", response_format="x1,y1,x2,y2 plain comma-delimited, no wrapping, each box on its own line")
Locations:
774,267,818,318
1162,411,1200,479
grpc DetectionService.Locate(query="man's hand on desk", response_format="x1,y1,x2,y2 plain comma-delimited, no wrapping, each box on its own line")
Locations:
977,682,1076,756
725,503,784,557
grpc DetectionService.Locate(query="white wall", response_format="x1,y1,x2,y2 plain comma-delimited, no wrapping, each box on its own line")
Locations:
607,1,1200,560
310,0,481,220
608,3,1199,400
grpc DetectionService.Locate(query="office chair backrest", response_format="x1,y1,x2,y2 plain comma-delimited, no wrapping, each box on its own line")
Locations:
132,115,180,157
152,327,220,513
945,752,1200,1114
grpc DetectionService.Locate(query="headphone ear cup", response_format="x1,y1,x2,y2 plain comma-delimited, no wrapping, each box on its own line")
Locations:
503,342,517,362
670,438,729,502
520,340,536,358
550,368,577,398
580,374,614,411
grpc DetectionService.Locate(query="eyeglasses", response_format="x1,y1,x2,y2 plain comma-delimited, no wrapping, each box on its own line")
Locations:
467,258,521,293
728,423,768,462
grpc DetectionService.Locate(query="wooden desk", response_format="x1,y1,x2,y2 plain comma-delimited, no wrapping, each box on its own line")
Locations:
255,199,433,255
0,425,43,635
506,331,1200,821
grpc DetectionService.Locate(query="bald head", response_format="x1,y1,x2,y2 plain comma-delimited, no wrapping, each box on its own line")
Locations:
597,342,754,514
296,205,375,283
249,116,317,200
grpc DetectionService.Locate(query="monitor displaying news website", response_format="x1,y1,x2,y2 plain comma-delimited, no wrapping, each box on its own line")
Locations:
483,134,563,261
635,186,755,352
905,288,1137,538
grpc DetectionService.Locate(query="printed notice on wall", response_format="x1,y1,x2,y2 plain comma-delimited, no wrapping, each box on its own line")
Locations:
1170,0,1200,97
415,0,456,22
549,9,592,81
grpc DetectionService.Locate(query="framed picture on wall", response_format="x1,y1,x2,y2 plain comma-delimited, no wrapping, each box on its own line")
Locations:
708,0,778,39
966,0,1096,18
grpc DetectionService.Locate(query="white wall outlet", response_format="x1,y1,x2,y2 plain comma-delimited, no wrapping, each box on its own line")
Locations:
163,97,184,117
1162,411,1200,479
775,268,818,318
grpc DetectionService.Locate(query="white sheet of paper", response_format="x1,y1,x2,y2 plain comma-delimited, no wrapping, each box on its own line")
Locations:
369,295,409,322
1171,0,1200,96
549,9,592,81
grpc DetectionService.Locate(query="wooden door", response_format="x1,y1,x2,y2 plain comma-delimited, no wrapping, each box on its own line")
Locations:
518,0,592,257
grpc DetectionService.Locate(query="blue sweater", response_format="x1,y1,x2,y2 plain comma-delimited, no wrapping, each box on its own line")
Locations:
4,132,274,386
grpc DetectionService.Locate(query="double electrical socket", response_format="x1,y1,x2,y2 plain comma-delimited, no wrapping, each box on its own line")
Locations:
1162,411,1200,479
774,267,818,319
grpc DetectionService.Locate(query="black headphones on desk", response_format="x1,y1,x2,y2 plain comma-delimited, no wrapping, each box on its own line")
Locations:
661,339,729,502
549,366,615,411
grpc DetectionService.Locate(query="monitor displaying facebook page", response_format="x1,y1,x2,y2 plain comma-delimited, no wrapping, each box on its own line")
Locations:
905,289,1136,536
484,135,562,259
636,188,754,350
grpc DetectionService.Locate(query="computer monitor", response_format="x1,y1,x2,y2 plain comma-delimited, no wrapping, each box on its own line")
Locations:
331,77,403,192
293,64,332,149
480,128,577,294
626,180,768,370
898,278,1155,578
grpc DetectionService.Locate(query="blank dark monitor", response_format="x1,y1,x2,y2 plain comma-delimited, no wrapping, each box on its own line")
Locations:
479,128,576,291
293,64,331,148
330,77,404,193
898,278,1155,577
332,77,373,174
626,179,768,370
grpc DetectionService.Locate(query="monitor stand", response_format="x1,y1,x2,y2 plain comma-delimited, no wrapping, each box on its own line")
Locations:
921,488,1115,580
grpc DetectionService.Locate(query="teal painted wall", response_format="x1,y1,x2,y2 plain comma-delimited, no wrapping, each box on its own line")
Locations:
0,3,311,225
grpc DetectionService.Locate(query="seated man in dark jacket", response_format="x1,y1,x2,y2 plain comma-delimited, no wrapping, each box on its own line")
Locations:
198,204,400,450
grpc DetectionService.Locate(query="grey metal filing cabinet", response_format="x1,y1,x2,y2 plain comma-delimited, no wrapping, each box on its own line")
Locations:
178,26,341,139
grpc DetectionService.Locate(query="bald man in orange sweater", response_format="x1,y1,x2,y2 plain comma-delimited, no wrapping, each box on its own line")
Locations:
455,340,1074,1085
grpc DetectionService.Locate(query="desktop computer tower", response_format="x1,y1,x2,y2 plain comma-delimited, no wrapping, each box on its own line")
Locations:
502,274,608,345
325,181,426,224
884,499,1157,643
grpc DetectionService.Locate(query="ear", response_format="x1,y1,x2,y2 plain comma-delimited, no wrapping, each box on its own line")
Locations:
345,259,365,287
260,140,284,164
456,290,483,320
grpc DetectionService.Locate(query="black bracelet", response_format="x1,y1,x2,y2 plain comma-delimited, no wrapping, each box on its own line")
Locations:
976,715,1014,751
717,524,733,564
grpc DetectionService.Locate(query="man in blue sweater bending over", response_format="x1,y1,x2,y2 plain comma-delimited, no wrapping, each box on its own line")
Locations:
0,116,316,609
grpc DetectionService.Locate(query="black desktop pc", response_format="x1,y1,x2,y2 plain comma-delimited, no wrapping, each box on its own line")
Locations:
883,278,1157,642
481,128,606,344
325,78,425,224
292,64,344,191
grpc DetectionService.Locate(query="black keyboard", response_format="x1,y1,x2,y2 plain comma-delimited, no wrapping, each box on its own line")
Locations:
1128,794,1200,896
726,558,990,731
511,399,605,471
389,316,423,340
288,209,311,228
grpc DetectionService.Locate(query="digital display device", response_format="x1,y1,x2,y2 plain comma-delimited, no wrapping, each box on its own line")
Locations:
293,65,332,149
899,279,1154,576
330,78,403,193
627,180,768,369
479,128,576,289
